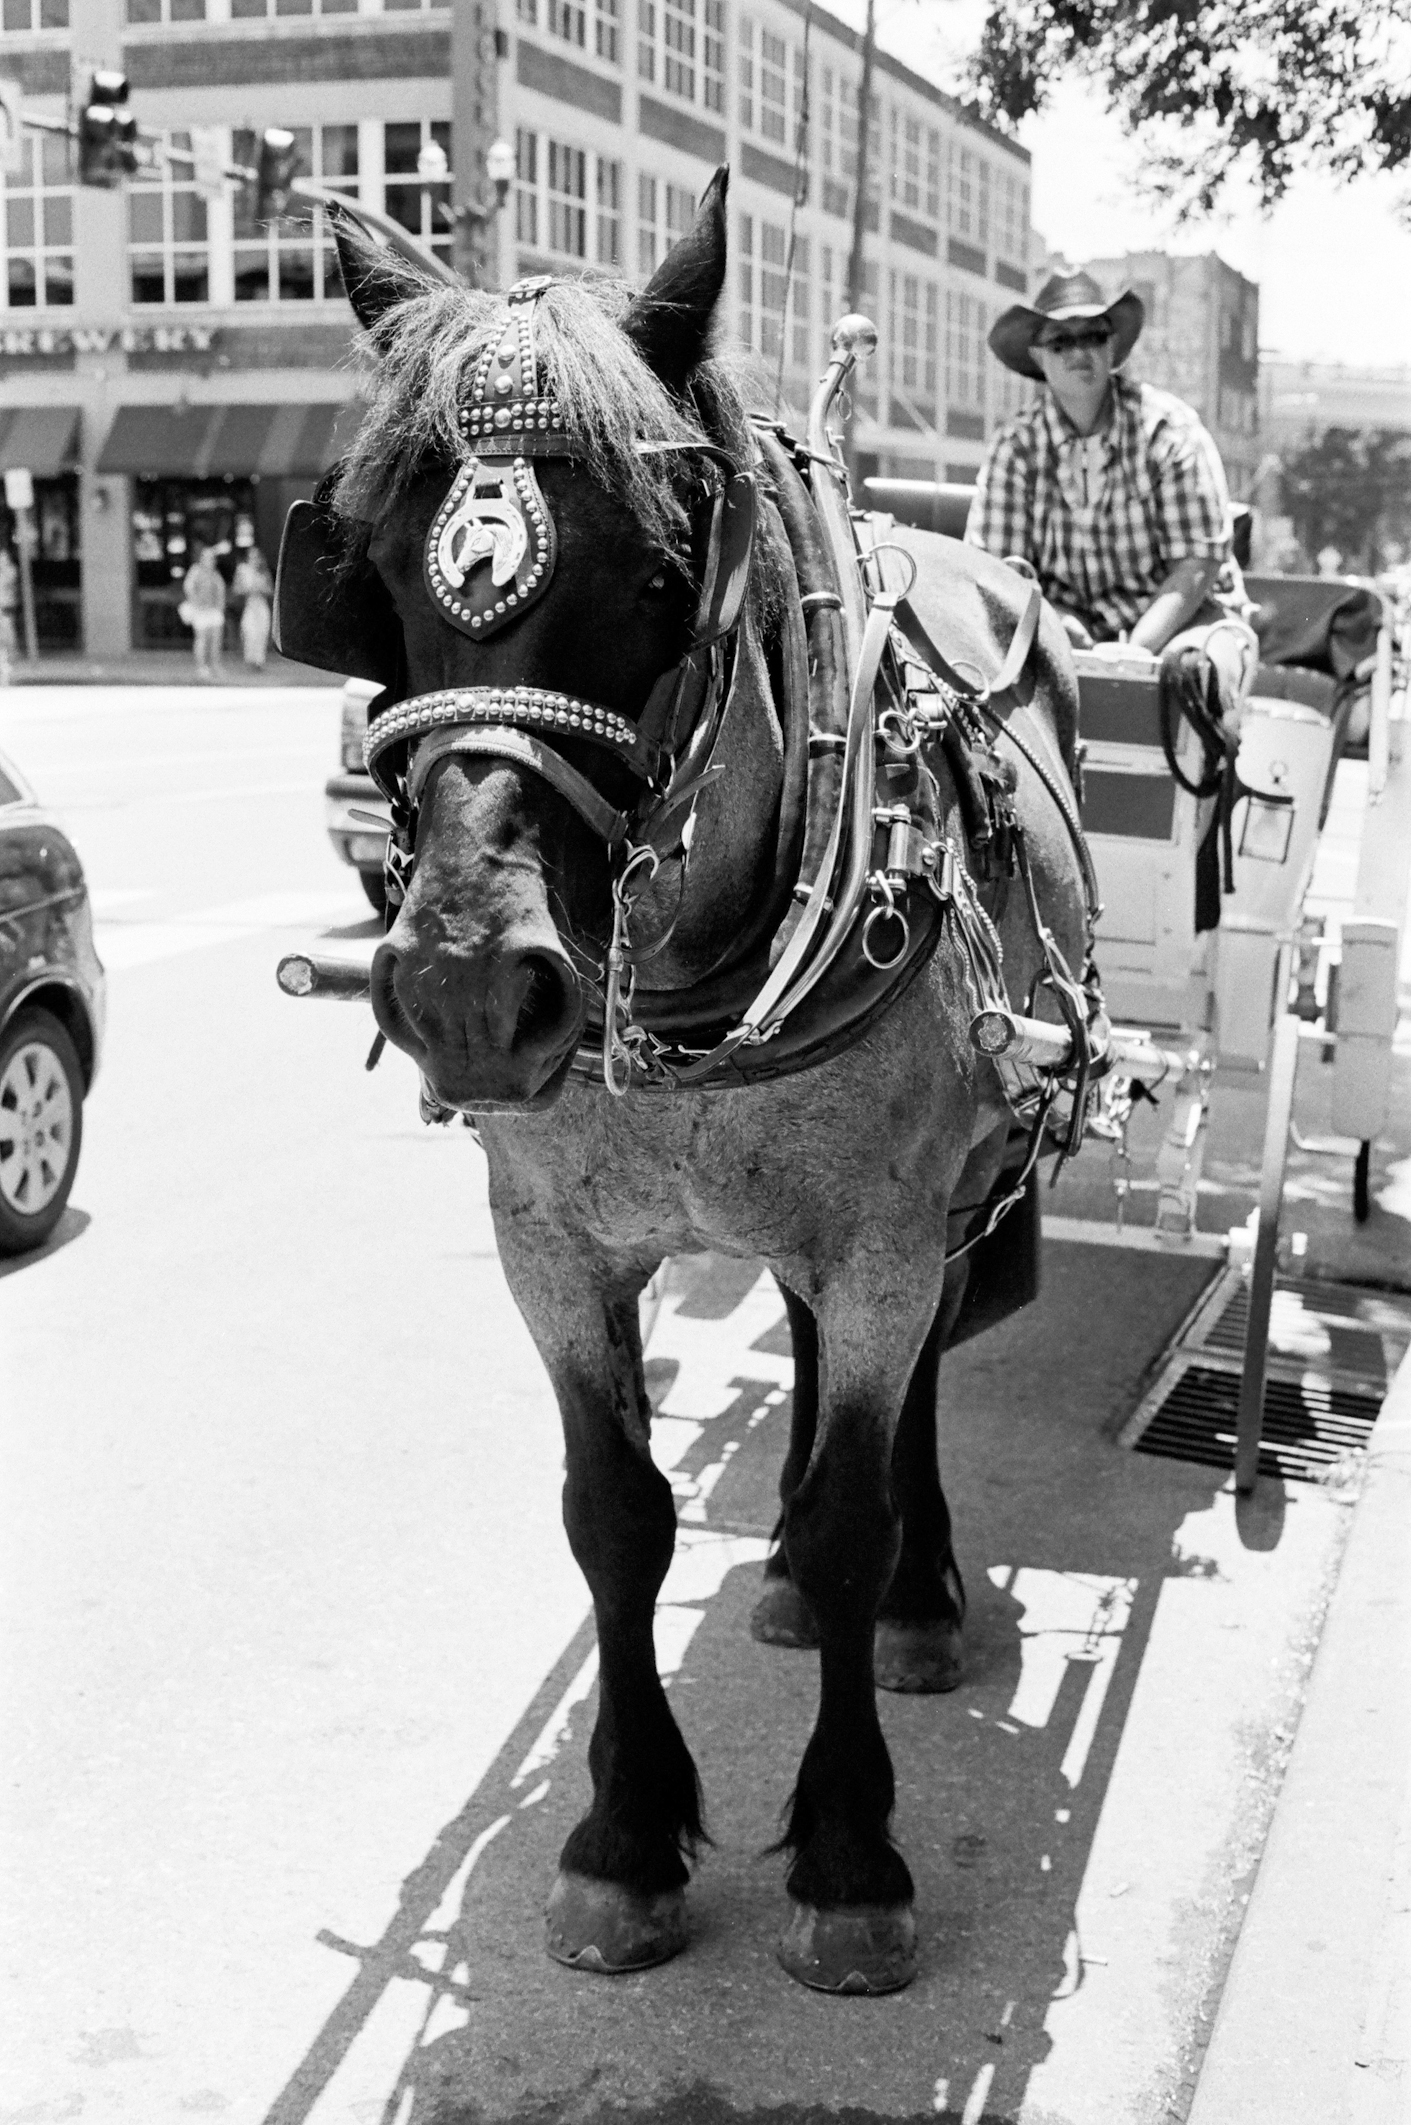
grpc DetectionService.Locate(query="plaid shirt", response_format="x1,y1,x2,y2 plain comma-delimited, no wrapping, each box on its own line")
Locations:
965,375,1232,639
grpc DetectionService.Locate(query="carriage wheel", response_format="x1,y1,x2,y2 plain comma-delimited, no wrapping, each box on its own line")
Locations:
1235,1011,1301,1494
1354,1140,1372,1224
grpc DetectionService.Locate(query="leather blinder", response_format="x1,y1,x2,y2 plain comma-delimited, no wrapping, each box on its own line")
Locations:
693,471,756,645
273,498,405,697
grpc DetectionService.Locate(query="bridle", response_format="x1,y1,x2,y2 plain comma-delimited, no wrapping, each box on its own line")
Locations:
363,276,758,883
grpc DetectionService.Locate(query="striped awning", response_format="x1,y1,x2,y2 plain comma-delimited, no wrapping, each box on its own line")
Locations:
97,400,363,479
0,406,80,476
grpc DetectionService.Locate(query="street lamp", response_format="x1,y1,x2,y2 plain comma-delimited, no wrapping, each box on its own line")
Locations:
448,139,515,284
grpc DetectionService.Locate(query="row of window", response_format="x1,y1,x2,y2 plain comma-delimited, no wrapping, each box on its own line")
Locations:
1,121,449,308
1,0,443,23
512,0,1028,250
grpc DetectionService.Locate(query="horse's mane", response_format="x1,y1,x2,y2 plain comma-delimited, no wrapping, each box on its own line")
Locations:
332,270,764,574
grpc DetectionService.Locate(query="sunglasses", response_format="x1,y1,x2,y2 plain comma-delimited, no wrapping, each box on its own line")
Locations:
1036,325,1113,354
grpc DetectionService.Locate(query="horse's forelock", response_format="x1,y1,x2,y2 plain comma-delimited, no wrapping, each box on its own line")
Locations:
331,275,752,566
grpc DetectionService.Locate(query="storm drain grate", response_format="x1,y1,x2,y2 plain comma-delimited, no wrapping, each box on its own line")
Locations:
1135,1364,1380,1483
1121,1269,1411,1483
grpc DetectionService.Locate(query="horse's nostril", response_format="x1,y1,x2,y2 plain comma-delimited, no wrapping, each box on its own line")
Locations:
513,952,573,1052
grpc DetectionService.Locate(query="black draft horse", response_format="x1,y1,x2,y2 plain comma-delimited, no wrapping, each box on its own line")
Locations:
313,174,1085,1994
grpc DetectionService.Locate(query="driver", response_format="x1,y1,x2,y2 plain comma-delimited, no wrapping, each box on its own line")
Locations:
965,270,1253,689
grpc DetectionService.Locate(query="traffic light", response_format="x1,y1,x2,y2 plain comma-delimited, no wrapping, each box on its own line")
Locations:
255,127,300,222
78,71,138,188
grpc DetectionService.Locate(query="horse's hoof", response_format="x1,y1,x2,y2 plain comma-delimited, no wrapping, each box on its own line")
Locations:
874,1617,963,1693
545,1872,688,1974
750,1579,819,1648
777,1900,918,1994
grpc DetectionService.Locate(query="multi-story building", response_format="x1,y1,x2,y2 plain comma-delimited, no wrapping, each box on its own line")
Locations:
477,0,1036,486
1068,249,1260,501
0,0,1033,657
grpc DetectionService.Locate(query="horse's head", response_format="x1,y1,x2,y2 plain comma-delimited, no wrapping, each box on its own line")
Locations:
320,174,753,1112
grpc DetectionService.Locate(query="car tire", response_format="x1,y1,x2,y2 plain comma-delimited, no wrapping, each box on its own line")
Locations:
359,867,389,918
0,1007,85,1257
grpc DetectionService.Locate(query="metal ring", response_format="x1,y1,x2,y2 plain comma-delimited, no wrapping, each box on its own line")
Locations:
862,900,911,970
878,707,921,757
858,541,919,602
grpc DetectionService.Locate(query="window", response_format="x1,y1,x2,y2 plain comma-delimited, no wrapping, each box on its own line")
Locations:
664,0,694,98
126,0,209,21
596,0,619,62
226,0,360,17
891,111,922,213
2,129,73,309
738,16,754,129
516,130,621,267
548,0,585,42
596,156,621,267
129,135,209,306
702,0,724,112
949,143,973,240
516,128,538,248
641,0,714,100
925,129,940,219
888,270,937,423
995,165,1026,264
819,240,836,367
383,120,453,274
2,0,67,25
638,175,694,279
518,0,537,17
549,142,586,257
759,29,787,143
946,288,987,414
231,123,358,304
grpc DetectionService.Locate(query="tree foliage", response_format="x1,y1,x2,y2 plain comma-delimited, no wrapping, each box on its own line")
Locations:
967,0,1411,215
1279,428,1411,571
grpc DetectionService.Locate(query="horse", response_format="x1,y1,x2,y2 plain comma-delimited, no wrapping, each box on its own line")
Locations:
303,171,1088,1996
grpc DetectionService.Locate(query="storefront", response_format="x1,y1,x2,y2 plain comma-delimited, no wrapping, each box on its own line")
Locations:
0,407,83,651
98,400,360,651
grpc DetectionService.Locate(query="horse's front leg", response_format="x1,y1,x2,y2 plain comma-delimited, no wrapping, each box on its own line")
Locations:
774,1252,947,1995
496,1230,700,1974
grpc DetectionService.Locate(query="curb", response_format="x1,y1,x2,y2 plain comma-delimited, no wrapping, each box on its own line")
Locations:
1186,1351,1411,2125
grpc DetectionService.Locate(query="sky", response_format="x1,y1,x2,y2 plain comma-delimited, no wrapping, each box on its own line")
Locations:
824,0,1411,369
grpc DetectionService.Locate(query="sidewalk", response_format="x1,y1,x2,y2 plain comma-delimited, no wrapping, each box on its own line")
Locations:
1,649,333,688
1186,1350,1411,2125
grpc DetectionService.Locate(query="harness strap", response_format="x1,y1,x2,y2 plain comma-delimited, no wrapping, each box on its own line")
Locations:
408,725,632,848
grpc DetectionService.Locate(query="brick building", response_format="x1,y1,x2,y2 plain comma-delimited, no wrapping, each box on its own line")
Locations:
1069,250,1260,501
0,0,1034,656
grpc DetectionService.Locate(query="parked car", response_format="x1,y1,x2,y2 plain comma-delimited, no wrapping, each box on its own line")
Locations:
0,743,105,1255
325,677,391,917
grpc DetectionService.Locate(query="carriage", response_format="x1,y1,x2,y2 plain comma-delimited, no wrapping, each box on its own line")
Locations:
866,474,1410,1488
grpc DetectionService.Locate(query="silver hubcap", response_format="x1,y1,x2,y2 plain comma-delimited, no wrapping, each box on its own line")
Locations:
0,1041,74,1218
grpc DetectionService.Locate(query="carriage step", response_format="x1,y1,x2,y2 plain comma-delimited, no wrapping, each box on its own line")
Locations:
1119,1268,1411,1485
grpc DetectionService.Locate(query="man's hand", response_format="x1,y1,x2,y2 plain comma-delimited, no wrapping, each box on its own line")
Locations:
1084,640,1158,665
1059,612,1094,649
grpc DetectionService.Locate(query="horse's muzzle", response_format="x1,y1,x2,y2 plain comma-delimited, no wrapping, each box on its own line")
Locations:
370,923,585,1107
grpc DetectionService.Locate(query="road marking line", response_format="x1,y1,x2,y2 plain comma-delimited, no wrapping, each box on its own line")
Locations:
96,889,365,971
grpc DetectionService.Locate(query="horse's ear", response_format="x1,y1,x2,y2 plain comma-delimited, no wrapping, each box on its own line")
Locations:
622,165,728,397
331,205,441,334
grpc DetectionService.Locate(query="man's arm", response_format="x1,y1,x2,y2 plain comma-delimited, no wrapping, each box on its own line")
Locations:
1128,554,1222,652
964,425,1030,562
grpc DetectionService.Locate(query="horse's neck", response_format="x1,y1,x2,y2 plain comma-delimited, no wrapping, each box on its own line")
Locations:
633,606,796,992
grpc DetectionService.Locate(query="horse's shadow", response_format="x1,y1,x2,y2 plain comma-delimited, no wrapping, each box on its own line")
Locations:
261,1245,1227,2125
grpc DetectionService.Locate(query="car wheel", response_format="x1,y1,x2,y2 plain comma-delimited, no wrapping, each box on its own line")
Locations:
0,1008,85,1257
359,867,389,918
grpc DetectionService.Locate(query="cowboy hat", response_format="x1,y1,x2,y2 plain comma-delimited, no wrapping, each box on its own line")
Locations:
988,271,1145,382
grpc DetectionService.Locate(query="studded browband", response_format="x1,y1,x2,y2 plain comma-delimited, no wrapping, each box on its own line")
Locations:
366,274,755,849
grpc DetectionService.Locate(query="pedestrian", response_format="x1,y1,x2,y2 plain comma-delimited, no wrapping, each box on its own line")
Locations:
0,545,17,687
180,546,226,681
233,547,273,669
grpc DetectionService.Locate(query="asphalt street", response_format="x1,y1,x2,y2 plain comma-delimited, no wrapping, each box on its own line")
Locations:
0,683,1392,2125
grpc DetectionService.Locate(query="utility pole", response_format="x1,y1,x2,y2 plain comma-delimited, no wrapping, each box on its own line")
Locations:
451,1,510,287
846,0,875,316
